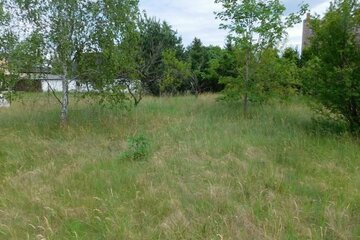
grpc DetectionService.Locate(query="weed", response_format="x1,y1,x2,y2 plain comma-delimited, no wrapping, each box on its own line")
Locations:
121,134,150,161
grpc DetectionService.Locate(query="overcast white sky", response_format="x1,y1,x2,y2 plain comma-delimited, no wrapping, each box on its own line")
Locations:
139,0,331,49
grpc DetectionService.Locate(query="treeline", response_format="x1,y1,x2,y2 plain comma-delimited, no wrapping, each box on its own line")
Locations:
77,19,227,98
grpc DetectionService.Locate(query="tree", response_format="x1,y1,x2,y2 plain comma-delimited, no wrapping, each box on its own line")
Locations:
215,0,308,113
161,50,191,96
186,38,208,94
1,32,44,98
282,47,301,67
138,15,184,96
0,1,12,92
217,37,237,80
75,14,142,107
255,48,301,100
0,4,43,101
10,0,139,125
280,47,302,92
0,2,8,32
203,45,225,92
302,0,360,133
115,31,144,107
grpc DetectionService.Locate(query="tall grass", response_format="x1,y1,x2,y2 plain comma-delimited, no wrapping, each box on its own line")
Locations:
0,94,359,239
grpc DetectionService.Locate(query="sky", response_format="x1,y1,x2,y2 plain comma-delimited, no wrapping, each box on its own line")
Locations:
139,0,332,49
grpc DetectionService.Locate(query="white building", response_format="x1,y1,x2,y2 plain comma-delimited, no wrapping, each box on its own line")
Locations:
0,94,10,108
36,74,78,92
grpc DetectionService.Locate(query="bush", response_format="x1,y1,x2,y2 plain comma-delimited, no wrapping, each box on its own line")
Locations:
121,134,150,161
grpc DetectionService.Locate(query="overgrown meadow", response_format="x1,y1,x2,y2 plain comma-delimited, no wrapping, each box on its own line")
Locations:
0,94,359,239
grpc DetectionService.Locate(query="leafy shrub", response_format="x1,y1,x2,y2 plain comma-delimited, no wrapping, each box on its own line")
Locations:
121,134,150,161
310,114,348,136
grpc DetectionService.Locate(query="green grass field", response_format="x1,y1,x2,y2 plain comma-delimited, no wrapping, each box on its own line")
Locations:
0,94,359,239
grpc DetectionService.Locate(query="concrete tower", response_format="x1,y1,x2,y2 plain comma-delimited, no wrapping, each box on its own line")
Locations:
302,13,313,51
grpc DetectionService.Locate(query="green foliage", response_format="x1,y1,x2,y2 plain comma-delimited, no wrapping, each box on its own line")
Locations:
138,15,184,95
215,0,308,51
282,47,301,67
188,38,208,72
203,46,224,92
162,50,191,95
217,39,237,79
0,4,14,92
0,27,44,103
0,2,9,24
311,108,349,135
253,49,299,101
185,38,225,94
7,32,44,73
215,0,308,111
219,48,300,103
122,134,151,161
88,7,142,107
186,38,208,94
302,0,360,133
75,32,143,108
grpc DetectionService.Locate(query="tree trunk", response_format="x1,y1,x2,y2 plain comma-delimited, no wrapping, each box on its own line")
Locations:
8,87,12,105
244,50,250,115
243,92,248,114
191,77,199,98
60,67,69,126
349,98,360,134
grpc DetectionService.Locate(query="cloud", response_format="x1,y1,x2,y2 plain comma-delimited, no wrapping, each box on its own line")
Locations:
139,0,227,46
139,0,332,48
311,1,331,15
283,0,328,13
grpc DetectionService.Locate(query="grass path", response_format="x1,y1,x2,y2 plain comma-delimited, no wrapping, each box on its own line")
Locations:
0,94,359,239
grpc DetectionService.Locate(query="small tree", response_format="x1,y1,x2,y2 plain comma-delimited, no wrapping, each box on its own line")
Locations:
10,0,139,125
215,0,308,113
280,47,302,93
202,46,224,92
76,14,142,108
1,32,44,99
138,15,184,96
1,4,44,101
161,50,191,96
302,0,360,133
254,48,300,100
218,38,238,80
0,2,12,92
282,47,301,67
186,38,208,94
